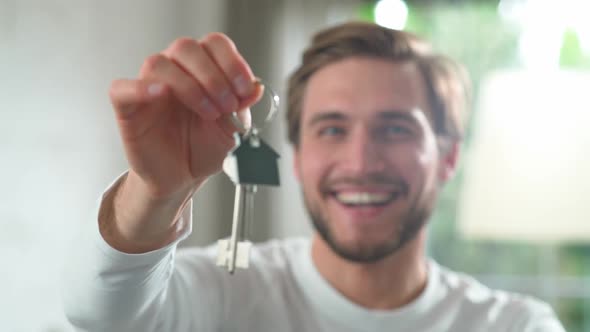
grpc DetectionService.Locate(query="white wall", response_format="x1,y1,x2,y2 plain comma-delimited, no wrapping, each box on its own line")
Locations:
0,1,226,330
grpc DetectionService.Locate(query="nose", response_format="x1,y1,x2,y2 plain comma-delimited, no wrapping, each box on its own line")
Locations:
343,128,386,175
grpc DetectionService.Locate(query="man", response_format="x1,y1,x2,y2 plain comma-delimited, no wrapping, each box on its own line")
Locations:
62,22,565,331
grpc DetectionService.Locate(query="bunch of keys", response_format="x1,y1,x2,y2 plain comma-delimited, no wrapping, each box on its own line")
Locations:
216,79,280,274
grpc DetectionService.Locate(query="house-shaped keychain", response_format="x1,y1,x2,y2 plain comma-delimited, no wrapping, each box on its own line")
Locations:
223,131,280,186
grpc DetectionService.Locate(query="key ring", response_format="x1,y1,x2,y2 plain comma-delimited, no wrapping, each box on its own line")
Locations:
230,77,280,136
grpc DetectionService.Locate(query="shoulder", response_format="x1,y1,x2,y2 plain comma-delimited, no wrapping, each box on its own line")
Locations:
432,262,565,331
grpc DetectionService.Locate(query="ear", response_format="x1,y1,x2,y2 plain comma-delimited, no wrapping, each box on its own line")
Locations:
438,141,460,183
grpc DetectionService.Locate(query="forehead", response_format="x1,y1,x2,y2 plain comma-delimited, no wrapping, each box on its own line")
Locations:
301,57,430,121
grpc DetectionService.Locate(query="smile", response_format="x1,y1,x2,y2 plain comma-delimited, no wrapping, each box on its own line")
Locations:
331,191,401,207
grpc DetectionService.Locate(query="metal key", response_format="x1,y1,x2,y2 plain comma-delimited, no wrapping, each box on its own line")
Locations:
217,131,280,274
216,184,255,273
217,78,280,274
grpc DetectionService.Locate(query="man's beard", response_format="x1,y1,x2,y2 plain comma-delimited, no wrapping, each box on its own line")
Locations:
303,176,437,264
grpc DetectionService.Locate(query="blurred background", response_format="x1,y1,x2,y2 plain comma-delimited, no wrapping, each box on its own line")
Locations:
1,0,589,330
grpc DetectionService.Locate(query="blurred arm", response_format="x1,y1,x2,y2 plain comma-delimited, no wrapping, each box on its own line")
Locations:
60,173,222,331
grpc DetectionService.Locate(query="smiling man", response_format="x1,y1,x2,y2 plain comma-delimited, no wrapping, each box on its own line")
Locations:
295,56,447,311
62,22,565,331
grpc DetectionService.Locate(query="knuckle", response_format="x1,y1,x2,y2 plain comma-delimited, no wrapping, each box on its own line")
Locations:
179,80,201,99
202,75,223,92
169,37,199,57
142,54,167,73
229,61,248,79
202,32,236,51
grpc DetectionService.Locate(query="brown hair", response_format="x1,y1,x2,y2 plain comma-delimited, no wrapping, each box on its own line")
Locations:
286,22,470,147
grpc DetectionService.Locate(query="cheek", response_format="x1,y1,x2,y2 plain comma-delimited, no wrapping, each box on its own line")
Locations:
415,140,442,191
392,140,439,184
297,147,329,187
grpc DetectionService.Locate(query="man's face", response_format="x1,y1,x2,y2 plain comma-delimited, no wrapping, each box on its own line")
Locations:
294,57,455,263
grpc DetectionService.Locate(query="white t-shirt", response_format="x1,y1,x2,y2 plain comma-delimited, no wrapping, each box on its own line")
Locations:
62,189,565,332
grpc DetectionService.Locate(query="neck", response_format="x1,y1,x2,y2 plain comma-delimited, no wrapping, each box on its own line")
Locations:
311,230,428,310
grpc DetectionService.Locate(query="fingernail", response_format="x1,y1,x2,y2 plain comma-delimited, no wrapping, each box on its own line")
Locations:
148,83,164,96
233,75,252,97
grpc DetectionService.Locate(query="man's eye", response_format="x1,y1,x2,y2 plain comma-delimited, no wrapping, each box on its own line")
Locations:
319,127,345,136
380,125,412,137
390,125,410,133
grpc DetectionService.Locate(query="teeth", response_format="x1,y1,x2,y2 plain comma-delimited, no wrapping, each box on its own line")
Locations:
335,192,395,205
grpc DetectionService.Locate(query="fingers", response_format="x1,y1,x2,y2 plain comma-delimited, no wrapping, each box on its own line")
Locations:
139,54,220,120
200,33,257,99
161,37,238,116
238,81,264,112
162,34,260,112
220,107,252,137
236,107,252,130
118,34,262,123
109,79,168,118
216,112,244,140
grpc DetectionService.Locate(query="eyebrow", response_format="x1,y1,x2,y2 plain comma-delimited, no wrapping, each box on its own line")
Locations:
306,109,419,127
306,112,348,127
376,110,420,124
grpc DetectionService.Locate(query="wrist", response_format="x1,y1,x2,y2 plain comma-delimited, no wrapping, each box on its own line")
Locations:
98,172,200,253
